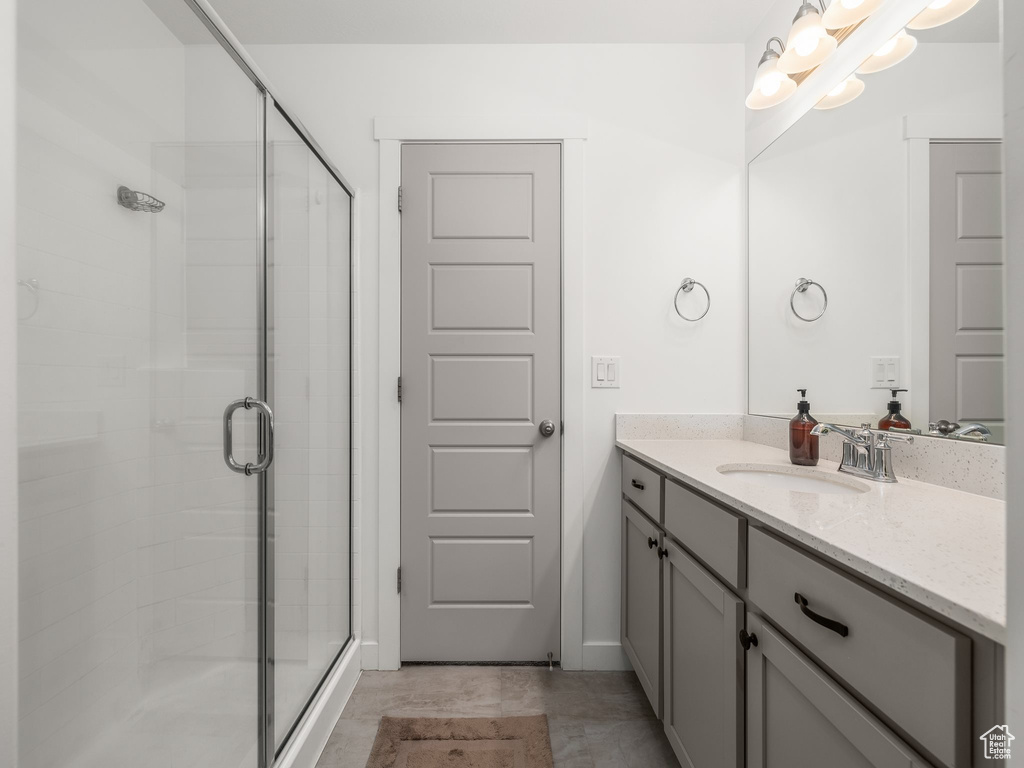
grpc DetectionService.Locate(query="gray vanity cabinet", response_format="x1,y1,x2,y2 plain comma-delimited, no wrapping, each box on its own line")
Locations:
662,540,744,768
622,499,663,716
619,449,996,768
745,612,930,768
747,527,970,767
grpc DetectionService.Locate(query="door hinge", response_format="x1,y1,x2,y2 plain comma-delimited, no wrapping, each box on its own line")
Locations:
397,186,403,213
397,566,402,594
397,375,403,403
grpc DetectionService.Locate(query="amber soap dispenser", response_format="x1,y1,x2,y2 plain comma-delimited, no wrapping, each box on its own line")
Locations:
789,389,819,466
878,388,911,431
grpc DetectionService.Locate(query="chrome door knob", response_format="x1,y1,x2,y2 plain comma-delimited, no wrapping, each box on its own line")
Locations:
539,420,556,437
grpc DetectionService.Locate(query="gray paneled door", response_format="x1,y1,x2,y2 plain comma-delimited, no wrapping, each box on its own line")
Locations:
930,142,1004,440
400,143,562,662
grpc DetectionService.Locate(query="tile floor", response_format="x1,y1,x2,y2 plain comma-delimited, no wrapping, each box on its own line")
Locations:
315,665,679,767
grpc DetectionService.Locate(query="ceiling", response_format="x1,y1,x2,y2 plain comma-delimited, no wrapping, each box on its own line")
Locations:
150,0,782,44
143,0,1002,47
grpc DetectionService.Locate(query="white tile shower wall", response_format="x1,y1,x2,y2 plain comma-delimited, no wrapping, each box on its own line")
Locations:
243,43,748,659
139,140,259,688
16,63,180,767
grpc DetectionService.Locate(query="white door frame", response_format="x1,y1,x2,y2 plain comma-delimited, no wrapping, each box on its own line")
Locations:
375,116,589,671
904,114,1002,429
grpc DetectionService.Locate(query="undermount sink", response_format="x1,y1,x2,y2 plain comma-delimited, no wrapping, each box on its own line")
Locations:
716,464,869,496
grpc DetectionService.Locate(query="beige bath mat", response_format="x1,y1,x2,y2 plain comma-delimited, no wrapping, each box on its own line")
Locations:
365,715,555,768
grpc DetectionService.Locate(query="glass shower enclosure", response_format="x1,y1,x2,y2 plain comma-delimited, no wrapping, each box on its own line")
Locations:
15,1,353,766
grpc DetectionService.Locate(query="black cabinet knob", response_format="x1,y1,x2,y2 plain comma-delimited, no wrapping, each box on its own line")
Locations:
657,547,668,560
647,537,657,549
738,629,759,651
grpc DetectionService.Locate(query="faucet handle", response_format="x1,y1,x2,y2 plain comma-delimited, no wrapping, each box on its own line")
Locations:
878,431,914,445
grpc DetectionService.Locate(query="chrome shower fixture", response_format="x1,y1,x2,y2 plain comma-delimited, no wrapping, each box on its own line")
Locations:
117,185,165,213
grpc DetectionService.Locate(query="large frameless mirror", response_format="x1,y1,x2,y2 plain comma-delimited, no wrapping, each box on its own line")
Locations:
747,0,1005,445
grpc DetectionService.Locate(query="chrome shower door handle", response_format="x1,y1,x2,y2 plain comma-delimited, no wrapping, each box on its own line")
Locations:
223,397,275,475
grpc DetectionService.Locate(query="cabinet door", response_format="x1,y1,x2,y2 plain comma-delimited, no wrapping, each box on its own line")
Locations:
746,613,931,768
622,499,662,716
663,540,744,768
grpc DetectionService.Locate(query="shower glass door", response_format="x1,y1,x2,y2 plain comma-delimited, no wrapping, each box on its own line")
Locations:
266,105,353,753
17,2,353,765
16,3,264,765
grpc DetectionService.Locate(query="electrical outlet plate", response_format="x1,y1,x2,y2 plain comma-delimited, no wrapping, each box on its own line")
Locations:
592,356,620,388
870,356,901,389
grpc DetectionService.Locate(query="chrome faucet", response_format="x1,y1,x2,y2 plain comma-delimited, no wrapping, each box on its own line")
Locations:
948,422,992,441
928,420,993,441
810,423,914,483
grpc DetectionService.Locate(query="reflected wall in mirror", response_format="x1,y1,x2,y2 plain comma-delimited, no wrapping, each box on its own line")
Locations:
748,0,1005,444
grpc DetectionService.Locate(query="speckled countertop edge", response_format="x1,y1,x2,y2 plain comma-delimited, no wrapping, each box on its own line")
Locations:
616,438,1007,644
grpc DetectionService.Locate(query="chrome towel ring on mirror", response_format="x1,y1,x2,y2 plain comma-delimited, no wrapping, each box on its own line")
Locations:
674,278,711,322
790,277,827,322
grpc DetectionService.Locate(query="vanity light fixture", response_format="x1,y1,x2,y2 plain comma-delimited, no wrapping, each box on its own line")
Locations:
907,0,980,30
778,1,838,75
745,37,798,110
821,0,887,30
857,28,918,74
814,73,865,109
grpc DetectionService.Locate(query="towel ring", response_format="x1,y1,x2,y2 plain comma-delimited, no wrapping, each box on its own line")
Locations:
790,278,827,322
18,278,39,321
674,278,710,322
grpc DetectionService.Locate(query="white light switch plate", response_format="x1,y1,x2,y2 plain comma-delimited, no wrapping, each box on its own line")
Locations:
870,356,901,389
592,356,621,388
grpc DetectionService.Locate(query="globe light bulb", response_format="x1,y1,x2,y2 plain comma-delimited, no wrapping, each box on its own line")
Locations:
874,37,898,57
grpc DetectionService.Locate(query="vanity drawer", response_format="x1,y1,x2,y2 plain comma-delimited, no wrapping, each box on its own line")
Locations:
621,454,662,522
664,479,745,590
748,527,971,768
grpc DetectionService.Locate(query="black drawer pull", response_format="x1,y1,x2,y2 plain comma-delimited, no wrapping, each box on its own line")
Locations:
657,547,668,560
794,593,849,638
631,479,645,491
647,537,657,550
738,629,758,651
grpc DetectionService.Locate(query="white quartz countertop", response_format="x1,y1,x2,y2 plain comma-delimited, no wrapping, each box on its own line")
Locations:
616,438,1006,644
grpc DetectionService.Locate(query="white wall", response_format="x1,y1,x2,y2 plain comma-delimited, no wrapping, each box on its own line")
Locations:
748,42,1002,422
244,43,747,663
0,0,18,760
1004,0,1024,732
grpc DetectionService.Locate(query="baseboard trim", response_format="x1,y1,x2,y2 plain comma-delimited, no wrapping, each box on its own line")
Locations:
361,640,379,670
276,639,361,768
581,641,632,671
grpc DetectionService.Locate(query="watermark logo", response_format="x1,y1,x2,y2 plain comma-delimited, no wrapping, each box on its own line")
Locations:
980,725,1014,760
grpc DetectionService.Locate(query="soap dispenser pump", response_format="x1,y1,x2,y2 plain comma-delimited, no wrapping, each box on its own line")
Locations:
878,388,911,431
789,389,819,466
